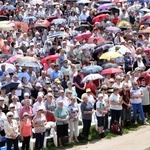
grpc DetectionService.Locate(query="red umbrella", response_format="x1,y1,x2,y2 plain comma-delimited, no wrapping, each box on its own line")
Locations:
101,68,123,75
34,20,50,28
92,14,108,23
13,21,28,32
137,72,150,86
144,48,150,53
76,32,92,41
88,37,105,44
47,15,58,22
41,55,59,64
5,55,22,63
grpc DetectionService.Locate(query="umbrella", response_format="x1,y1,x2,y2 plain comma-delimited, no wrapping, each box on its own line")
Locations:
0,54,11,59
95,10,111,16
112,0,127,2
82,74,103,83
140,19,150,25
2,5,15,11
5,55,22,63
0,15,8,21
23,16,37,24
79,43,96,51
127,4,141,12
101,68,123,75
18,72,30,82
49,32,69,39
0,63,16,73
98,3,114,11
51,19,66,25
93,46,103,54
75,24,90,31
92,14,108,23
109,7,120,15
18,56,38,62
76,32,92,41
105,26,121,33
102,63,119,69
30,0,43,5
0,21,14,31
144,48,150,53
1,82,19,94
117,20,132,29
100,22,114,28
82,65,103,74
109,45,130,55
88,37,106,45
16,61,40,68
76,0,91,4
137,72,150,86
13,21,28,33
47,15,58,22
142,13,150,20
34,20,50,29
99,51,122,60
139,27,150,34
41,55,60,64
140,8,150,13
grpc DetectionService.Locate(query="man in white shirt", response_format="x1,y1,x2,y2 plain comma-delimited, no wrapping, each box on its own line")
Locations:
79,9,88,24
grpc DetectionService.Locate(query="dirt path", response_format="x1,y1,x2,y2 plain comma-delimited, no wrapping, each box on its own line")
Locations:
69,126,150,150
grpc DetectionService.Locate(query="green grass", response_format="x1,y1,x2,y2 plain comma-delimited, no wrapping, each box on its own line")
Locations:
44,119,149,150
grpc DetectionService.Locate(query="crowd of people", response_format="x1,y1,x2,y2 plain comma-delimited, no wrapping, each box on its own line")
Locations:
0,0,149,150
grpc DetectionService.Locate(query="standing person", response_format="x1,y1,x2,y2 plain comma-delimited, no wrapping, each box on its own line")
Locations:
54,101,69,146
96,94,108,138
20,112,32,150
4,112,19,150
109,87,122,125
130,81,149,125
80,94,93,137
32,106,47,150
68,97,79,142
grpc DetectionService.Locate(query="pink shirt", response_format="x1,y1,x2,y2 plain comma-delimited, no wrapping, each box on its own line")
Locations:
21,119,32,137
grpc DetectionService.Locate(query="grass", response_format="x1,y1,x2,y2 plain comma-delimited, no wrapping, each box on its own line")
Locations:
44,119,150,150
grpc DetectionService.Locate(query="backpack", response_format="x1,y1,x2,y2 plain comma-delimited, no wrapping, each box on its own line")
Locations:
111,121,123,135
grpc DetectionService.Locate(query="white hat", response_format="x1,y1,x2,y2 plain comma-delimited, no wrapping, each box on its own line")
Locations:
57,46,62,49
14,45,20,49
24,92,29,96
35,82,42,87
30,43,34,46
137,55,142,58
9,104,15,109
0,97,4,101
6,112,13,117
126,49,131,53
37,106,44,111
23,112,29,117
35,32,40,35
98,93,103,98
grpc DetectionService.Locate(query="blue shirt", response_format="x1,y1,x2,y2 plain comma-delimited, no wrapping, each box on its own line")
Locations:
51,70,63,80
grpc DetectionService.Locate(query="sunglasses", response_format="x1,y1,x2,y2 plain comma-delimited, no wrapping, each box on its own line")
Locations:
8,115,13,117
142,80,145,81
101,89,107,91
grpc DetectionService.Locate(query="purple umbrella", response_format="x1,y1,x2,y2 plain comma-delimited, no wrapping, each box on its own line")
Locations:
98,3,114,11
105,26,121,33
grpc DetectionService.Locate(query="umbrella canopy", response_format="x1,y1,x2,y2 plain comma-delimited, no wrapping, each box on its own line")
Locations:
140,8,150,13
75,24,90,31
92,14,108,23
76,32,92,41
76,0,91,4
95,10,111,16
137,72,150,86
101,68,123,75
139,27,150,34
0,21,14,31
0,63,16,73
23,16,37,24
18,56,38,62
34,20,50,29
105,26,121,33
82,74,103,83
112,0,127,2
79,43,96,51
49,32,69,39
144,48,150,53
51,19,66,25
18,72,30,82
16,61,40,68
1,82,19,94
30,0,43,5
47,15,58,22
109,7,120,15
41,55,60,64
82,65,103,74
5,55,22,63
102,63,119,69
2,5,15,11
0,15,8,21
13,21,28,33
127,4,141,12
88,37,106,45
117,20,132,29
99,51,122,60
140,19,150,26
98,3,114,11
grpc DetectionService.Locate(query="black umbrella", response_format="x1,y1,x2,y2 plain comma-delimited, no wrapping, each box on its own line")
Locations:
95,10,111,16
93,46,103,54
34,24,48,30
1,82,19,94
102,63,119,69
109,7,120,15
95,41,113,49
0,15,8,21
75,24,90,31
119,26,130,31
102,44,114,51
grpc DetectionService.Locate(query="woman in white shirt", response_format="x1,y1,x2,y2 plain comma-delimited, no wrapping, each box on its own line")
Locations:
109,87,122,125
4,112,19,150
112,75,123,91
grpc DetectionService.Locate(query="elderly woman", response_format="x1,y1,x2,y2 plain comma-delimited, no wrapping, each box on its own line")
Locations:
33,106,47,150
130,81,149,125
68,97,79,142
65,81,77,98
54,101,69,146
45,93,56,122
109,87,122,125
4,112,19,150
81,93,94,137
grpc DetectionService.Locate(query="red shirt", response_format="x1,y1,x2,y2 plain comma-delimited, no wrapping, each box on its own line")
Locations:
86,82,97,96
112,17,120,26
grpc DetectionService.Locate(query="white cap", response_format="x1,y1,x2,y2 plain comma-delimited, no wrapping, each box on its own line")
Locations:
6,112,13,117
9,104,15,109
0,97,4,101
98,93,103,98
23,112,29,117
137,55,142,58
35,82,42,87
37,106,44,111
24,92,29,96
30,43,34,46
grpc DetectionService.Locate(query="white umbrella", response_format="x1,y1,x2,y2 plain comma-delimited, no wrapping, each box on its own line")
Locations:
0,21,14,31
0,63,16,73
30,0,43,5
109,45,130,55
79,43,96,51
76,0,91,4
82,73,103,83
140,8,150,13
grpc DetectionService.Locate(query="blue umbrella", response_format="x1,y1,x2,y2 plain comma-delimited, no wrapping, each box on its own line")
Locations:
49,32,69,38
51,19,67,25
1,82,19,94
2,5,15,11
23,16,37,24
18,72,30,82
82,65,103,74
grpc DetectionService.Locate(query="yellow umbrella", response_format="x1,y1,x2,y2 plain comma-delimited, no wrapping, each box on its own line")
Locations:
18,56,39,62
138,27,150,34
99,52,122,60
117,20,132,28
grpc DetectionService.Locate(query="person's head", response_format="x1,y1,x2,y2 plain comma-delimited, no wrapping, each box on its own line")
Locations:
6,112,13,120
67,81,72,88
35,82,42,90
66,90,72,98
22,112,29,119
37,106,43,115
1,64,5,71
108,78,115,86
58,100,63,108
12,95,19,103
46,93,53,101
113,87,119,94
0,97,4,106
98,93,103,101
9,104,15,112
54,64,59,71
81,93,88,103
123,83,130,91
21,77,27,84
54,78,61,85
86,88,91,95
136,55,142,61
64,75,69,81
0,88,6,95
37,94,43,102
24,92,30,99
24,99,30,107
100,84,108,93
63,59,68,67
140,77,146,86
59,90,64,97
12,74,18,82
115,75,122,83
133,81,138,89
124,74,130,80
70,97,76,104
41,70,46,78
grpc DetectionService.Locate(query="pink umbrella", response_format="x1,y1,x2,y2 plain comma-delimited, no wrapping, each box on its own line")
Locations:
88,37,106,44
76,32,92,41
112,0,127,2
5,55,22,63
